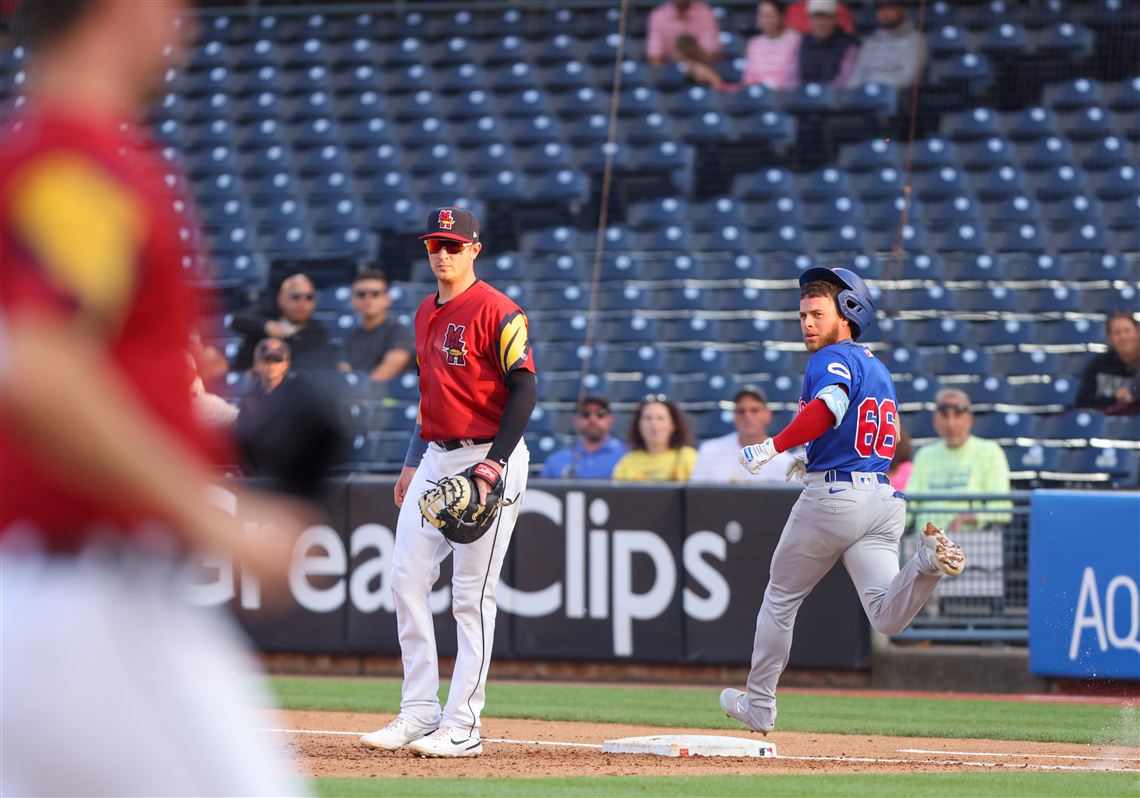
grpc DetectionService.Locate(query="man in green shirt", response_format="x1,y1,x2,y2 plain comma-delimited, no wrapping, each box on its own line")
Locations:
908,388,1012,533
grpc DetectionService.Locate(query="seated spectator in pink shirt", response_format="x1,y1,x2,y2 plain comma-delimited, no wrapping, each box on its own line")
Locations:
743,1,802,88
786,0,860,89
647,0,722,66
784,0,855,35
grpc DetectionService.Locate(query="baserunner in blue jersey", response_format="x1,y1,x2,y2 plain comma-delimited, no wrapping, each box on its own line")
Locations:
720,267,966,735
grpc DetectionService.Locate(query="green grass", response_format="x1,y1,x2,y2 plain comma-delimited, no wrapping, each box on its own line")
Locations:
270,677,1139,746
312,773,1140,798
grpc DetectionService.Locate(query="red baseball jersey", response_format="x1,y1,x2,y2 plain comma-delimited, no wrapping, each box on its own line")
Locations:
0,105,223,548
415,280,535,441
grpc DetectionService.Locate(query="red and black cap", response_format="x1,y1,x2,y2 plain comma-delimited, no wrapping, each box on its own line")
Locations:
419,206,480,244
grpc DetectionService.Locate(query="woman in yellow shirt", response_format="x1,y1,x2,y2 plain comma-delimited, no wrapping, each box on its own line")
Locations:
612,397,699,482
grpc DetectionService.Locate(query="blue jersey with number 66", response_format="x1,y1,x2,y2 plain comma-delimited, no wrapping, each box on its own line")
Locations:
799,340,899,473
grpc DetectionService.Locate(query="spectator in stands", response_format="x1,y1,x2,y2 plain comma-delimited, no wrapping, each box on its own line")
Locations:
338,270,414,383
646,0,722,68
887,421,913,490
784,0,855,35
786,0,860,90
230,273,331,371
690,386,796,483
1075,312,1140,413
907,388,1011,534
248,338,291,401
847,1,927,90
540,396,628,479
742,1,802,89
613,397,698,482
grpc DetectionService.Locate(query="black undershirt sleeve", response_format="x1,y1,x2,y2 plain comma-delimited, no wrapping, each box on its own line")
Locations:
487,369,537,466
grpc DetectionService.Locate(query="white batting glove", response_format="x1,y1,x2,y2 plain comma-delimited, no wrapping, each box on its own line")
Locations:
739,438,778,476
785,454,807,484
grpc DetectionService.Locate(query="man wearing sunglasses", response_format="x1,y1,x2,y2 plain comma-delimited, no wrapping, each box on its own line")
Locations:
338,269,413,383
361,207,536,758
907,388,1011,535
690,387,796,483
230,273,332,371
540,396,628,479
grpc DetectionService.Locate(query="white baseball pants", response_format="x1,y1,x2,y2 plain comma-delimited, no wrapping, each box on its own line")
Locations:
0,538,306,797
745,473,942,713
389,440,529,736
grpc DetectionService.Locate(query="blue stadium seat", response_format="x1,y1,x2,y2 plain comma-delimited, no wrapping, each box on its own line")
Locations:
709,286,770,312
1039,410,1108,439
915,166,968,201
1041,193,1102,230
537,253,587,283
720,318,790,345
942,106,1001,142
1109,77,1140,113
961,135,1015,172
594,283,647,313
853,166,905,200
980,21,1029,58
1029,164,1088,201
922,347,991,378
749,196,803,230
1079,135,1134,171
1054,223,1111,254
911,137,959,173
1035,23,1094,60
804,195,863,230
911,317,968,346
954,285,1019,314
927,24,969,59
661,346,728,375
935,222,987,253
1044,77,1105,112
1004,105,1056,142
343,117,395,148
659,317,722,343
990,223,1048,254
798,167,851,202
332,37,381,68
597,316,658,345
588,252,637,282
1016,376,1076,408
1041,318,1101,347
734,167,793,200
1090,164,1139,201
782,82,836,115
1019,135,1073,171
840,138,901,173
593,344,664,374
640,225,694,255
973,412,1036,442
1059,106,1116,142
813,224,867,255
894,252,942,281
339,64,384,94
725,83,775,117
755,225,806,254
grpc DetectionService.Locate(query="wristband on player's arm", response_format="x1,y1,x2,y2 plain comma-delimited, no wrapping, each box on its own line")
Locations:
772,398,835,452
404,423,428,468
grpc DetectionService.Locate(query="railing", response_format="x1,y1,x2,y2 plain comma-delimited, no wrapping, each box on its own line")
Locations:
894,491,1031,644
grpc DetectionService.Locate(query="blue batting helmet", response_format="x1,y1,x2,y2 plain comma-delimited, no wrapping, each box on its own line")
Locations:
798,267,876,339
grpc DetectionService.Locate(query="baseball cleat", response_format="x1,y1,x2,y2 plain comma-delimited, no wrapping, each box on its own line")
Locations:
360,716,439,751
719,688,776,735
921,523,965,577
407,727,483,758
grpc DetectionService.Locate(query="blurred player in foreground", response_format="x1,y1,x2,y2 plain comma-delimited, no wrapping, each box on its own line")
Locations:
720,267,965,735
1,2,308,794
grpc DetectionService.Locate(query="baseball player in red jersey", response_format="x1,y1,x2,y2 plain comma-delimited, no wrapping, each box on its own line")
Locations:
361,207,536,758
0,2,306,794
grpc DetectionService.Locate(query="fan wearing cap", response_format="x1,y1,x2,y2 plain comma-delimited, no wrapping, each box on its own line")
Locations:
540,396,628,480
690,387,796,483
720,266,965,738
360,207,536,759
786,0,860,90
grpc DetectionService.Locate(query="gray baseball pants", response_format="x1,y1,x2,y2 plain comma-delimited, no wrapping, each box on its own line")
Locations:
745,472,942,717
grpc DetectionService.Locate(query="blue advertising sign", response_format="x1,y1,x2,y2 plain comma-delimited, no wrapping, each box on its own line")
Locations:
1029,490,1140,680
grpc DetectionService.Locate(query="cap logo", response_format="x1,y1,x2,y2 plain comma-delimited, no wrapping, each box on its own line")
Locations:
437,209,455,230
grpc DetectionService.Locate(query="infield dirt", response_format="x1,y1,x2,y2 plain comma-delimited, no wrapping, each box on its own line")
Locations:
276,710,1139,779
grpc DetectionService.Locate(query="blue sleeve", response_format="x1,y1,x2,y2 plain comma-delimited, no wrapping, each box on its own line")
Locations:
804,347,855,400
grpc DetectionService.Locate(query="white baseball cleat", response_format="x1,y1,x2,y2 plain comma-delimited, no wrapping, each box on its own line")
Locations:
719,688,776,735
406,726,483,758
360,716,439,751
921,522,965,577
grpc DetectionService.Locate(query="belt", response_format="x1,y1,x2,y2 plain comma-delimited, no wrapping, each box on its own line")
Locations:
822,470,891,485
434,437,494,451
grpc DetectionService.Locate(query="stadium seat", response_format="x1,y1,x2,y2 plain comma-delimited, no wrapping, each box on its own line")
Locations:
973,412,1036,442
734,167,793,201
1038,410,1108,439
